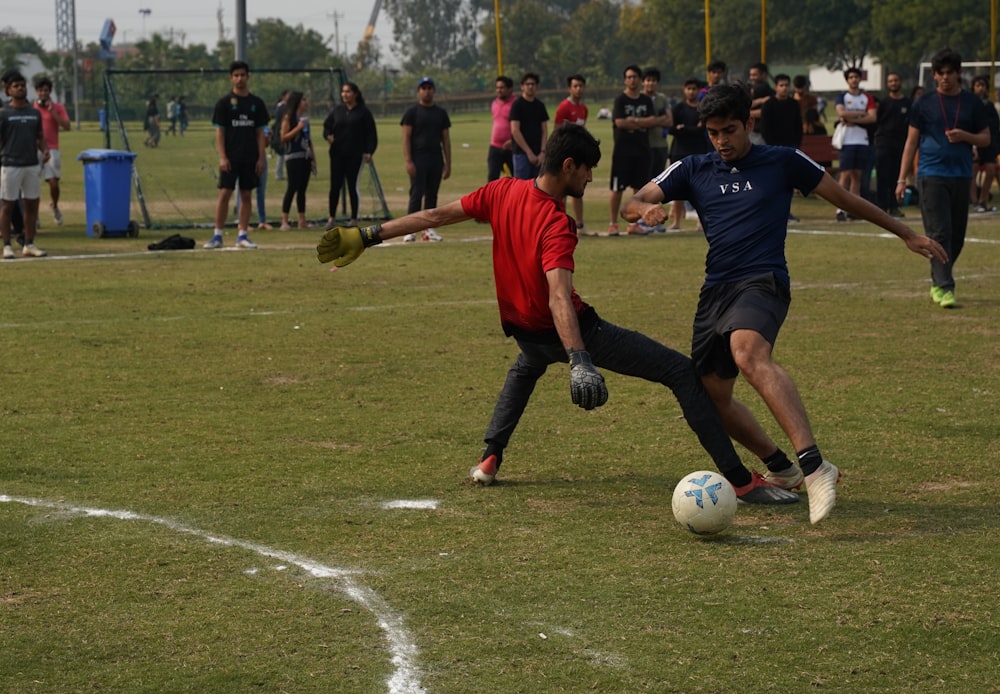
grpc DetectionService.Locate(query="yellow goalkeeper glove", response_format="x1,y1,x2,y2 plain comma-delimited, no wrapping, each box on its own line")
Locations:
316,224,383,267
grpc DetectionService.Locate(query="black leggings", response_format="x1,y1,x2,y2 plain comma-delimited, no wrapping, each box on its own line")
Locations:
282,159,312,214
329,154,363,219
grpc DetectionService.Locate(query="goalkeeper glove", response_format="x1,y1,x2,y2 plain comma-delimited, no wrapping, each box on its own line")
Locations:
316,224,383,267
568,350,608,410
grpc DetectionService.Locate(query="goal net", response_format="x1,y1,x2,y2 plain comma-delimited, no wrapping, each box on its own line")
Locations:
102,67,391,230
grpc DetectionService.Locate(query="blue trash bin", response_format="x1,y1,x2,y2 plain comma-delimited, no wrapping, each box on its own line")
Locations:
77,149,139,238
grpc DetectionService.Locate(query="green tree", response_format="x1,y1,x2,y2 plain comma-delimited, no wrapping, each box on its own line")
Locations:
385,0,481,71
870,0,993,79
247,19,335,69
0,27,45,72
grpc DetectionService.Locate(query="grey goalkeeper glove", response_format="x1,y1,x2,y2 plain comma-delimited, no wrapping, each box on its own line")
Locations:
568,350,608,410
316,224,383,267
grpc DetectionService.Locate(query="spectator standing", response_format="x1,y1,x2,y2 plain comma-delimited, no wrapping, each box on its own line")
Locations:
487,75,515,182
897,49,990,308
760,74,804,221
400,77,451,242
642,67,672,180
834,67,877,221
554,74,589,233
0,70,49,258
668,78,709,229
874,72,911,217
698,60,726,101
32,76,70,226
177,97,189,135
509,73,549,180
747,62,774,144
323,81,378,227
204,60,270,250
166,96,178,135
279,91,317,230
0,70,25,244
144,94,160,147
971,75,1000,212
792,75,819,128
608,65,657,235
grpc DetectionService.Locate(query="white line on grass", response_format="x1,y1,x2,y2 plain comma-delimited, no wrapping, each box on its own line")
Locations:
0,494,425,694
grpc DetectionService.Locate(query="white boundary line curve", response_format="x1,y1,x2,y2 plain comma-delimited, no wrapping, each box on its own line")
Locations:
0,494,425,694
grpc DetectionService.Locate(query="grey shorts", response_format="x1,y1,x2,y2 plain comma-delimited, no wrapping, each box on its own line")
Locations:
691,273,790,379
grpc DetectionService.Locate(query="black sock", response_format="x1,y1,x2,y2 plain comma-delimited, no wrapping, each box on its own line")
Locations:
763,448,794,473
797,445,823,476
483,442,504,469
723,467,752,489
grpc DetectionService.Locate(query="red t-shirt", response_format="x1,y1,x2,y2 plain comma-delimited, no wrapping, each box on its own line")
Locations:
555,98,588,127
461,177,589,334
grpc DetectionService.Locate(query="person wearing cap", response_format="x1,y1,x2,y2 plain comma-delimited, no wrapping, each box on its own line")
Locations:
400,77,451,242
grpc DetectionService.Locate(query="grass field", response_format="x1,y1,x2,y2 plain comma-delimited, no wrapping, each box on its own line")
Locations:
2,114,999,693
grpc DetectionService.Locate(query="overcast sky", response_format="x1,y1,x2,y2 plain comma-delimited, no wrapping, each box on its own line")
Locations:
17,0,382,58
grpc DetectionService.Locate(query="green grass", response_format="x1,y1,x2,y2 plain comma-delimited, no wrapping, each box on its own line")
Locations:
1,114,999,693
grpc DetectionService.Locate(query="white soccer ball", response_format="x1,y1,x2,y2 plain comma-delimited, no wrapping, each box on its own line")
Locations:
671,470,737,535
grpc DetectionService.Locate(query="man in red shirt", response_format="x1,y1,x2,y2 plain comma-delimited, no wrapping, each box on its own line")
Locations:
316,124,797,506
554,74,589,233
33,76,70,225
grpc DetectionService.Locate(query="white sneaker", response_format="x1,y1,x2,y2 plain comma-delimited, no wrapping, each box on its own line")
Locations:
22,243,47,258
422,228,443,242
52,206,64,225
203,235,224,249
235,235,258,249
805,461,840,525
3,245,15,259
403,233,417,243
763,464,805,491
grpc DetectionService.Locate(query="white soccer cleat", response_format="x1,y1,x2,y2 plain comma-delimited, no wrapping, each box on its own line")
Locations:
422,228,443,242
403,233,417,243
805,460,840,524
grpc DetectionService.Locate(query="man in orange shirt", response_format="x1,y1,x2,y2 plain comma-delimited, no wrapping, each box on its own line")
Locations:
33,76,70,225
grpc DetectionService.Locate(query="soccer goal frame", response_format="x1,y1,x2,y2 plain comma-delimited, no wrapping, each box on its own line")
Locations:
102,66,392,230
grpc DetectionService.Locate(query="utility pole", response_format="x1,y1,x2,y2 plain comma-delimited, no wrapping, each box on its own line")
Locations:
139,8,151,40
327,11,343,56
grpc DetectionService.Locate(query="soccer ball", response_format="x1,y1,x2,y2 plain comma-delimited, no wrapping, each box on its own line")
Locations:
671,470,737,535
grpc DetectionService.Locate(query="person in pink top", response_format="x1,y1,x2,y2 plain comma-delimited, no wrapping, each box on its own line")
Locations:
487,75,515,182
33,76,70,225
554,74,589,233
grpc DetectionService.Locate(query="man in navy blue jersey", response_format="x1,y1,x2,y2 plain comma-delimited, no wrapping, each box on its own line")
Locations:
623,84,947,524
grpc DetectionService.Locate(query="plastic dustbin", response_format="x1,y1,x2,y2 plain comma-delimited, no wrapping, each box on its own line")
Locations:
77,148,140,238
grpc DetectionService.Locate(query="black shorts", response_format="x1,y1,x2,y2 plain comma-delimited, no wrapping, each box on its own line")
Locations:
610,152,652,191
975,149,999,167
218,161,259,191
691,272,790,379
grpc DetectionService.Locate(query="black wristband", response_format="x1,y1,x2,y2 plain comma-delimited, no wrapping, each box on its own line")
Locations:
359,224,383,247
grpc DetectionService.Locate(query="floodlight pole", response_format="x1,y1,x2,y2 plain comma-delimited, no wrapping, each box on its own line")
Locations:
760,0,767,63
494,0,503,74
234,0,247,61
704,0,711,82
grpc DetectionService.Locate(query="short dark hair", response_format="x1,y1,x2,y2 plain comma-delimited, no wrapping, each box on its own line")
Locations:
793,75,808,89
684,78,701,88
707,60,727,73
520,72,540,85
542,123,601,175
774,73,791,84
698,83,751,124
973,75,989,88
623,64,642,79
566,74,585,86
844,66,863,79
931,48,962,74
2,69,25,86
496,75,513,89
642,67,661,82
229,60,250,75
750,62,768,74
34,75,53,90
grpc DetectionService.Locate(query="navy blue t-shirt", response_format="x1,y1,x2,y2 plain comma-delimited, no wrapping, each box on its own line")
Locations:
653,144,825,287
